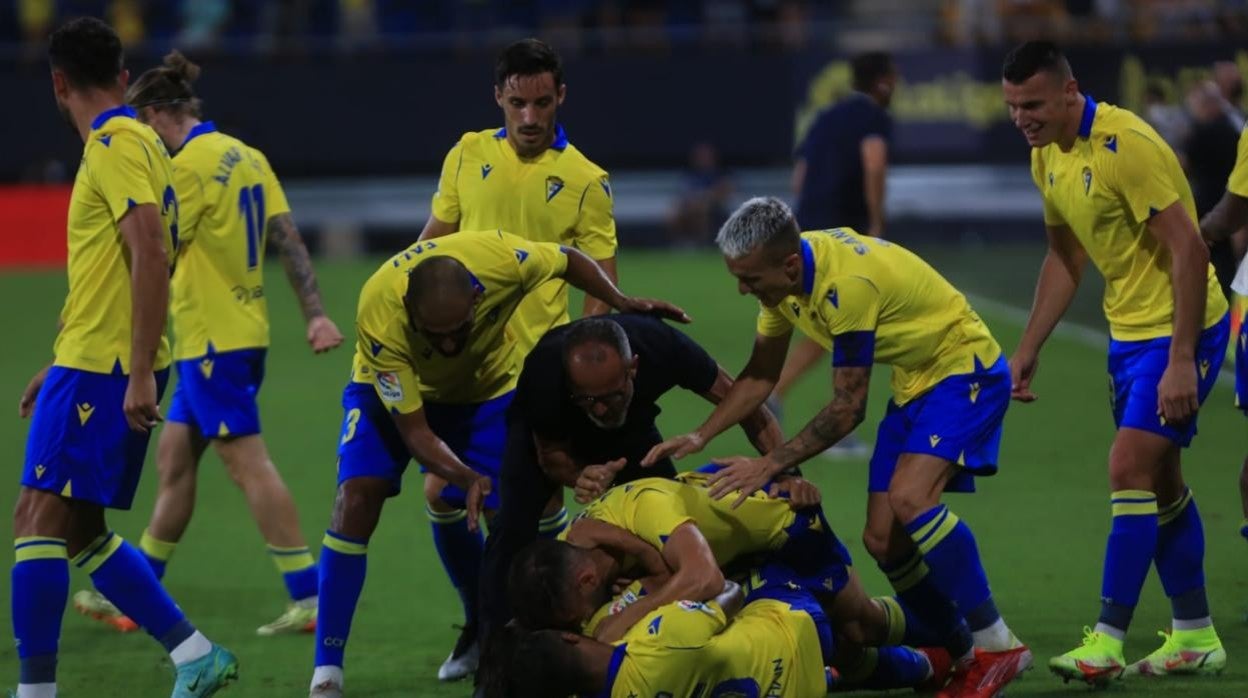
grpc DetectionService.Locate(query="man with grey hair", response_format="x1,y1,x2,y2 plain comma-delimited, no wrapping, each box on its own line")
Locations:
645,197,1031,697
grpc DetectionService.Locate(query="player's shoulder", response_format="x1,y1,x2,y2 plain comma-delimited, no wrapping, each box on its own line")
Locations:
453,128,502,152
1092,102,1171,160
85,118,158,163
556,139,609,181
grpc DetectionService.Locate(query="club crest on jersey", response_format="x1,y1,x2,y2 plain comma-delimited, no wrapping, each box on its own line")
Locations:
545,175,564,202
377,372,404,403
1082,166,1093,195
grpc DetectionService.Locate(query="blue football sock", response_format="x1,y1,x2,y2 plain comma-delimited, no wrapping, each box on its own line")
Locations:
874,595,947,648
268,544,318,602
428,506,484,628
537,507,569,539
77,533,190,647
13,537,69,685
839,646,933,690
139,529,175,581
879,551,972,657
1098,490,1158,634
1156,489,1210,623
906,505,999,633
315,531,368,668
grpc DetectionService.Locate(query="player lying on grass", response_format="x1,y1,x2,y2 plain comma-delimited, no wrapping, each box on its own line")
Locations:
477,314,780,662
498,564,841,698
308,230,688,698
646,197,1030,697
506,474,947,691
73,49,344,639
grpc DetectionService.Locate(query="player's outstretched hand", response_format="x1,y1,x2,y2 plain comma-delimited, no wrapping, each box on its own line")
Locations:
18,364,50,418
574,458,627,504
768,476,821,509
307,315,345,354
616,296,692,324
707,455,783,509
1008,352,1039,402
641,432,704,466
464,475,492,533
1156,360,1199,424
123,370,163,432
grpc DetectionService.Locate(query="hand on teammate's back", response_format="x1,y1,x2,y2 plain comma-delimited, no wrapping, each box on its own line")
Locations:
18,364,50,418
307,315,345,354
706,454,783,508
575,458,627,503
123,370,163,432
616,296,692,324
641,432,705,466
768,476,821,509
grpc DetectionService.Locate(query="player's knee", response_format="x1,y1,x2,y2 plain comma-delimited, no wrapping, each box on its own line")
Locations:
861,526,893,563
835,618,870,647
885,486,928,526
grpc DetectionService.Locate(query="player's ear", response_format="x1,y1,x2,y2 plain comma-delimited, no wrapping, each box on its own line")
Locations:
51,70,69,99
473,287,484,306
117,68,130,91
628,354,639,375
494,84,505,107
557,83,567,106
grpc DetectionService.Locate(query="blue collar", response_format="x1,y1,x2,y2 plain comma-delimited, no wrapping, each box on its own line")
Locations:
493,124,569,152
1077,95,1097,140
90,104,137,131
180,120,218,149
800,237,816,296
586,643,628,698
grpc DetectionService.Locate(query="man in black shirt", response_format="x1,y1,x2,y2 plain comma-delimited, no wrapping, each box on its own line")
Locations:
475,314,780,676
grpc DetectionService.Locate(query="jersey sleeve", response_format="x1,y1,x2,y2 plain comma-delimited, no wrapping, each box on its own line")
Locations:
498,233,569,291
635,600,728,648
824,276,881,368
574,174,618,260
170,163,206,245
253,149,292,219
356,321,424,414
89,131,159,223
1228,127,1248,198
626,489,694,550
659,322,719,393
1030,149,1065,226
756,303,794,338
430,139,465,224
1104,129,1183,224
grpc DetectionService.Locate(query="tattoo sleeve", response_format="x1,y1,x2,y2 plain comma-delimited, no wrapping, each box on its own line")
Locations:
267,212,325,321
769,365,870,470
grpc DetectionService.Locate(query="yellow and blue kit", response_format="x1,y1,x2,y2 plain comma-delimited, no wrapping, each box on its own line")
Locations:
430,126,616,354
162,121,292,440
22,105,178,509
757,229,1010,492
1031,97,1230,445
1226,125,1248,414
335,230,568,509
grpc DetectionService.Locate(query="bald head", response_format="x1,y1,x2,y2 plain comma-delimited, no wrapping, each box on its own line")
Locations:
562,318,636,429
405,256,480,356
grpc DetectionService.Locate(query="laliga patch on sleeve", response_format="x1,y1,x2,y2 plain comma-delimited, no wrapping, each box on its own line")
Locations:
676,600,715,615
377,371,404,403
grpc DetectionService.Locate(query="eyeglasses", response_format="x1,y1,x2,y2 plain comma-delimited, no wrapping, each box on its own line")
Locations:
569,388,629,410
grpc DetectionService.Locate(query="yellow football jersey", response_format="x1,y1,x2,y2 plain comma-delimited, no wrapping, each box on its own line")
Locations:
1031,97,1226,340
608,598,827,698
1229,125,1248,199
54,105,178,374
569,475,802,567
168,122,292,360
350,230,568,412
430,126,616,353
756,230,1001,405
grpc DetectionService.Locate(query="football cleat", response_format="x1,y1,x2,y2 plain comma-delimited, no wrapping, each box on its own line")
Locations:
1048,627,1125,686
917,646,954,691
172,644,238,698
438,624,480,681
1127,627,1226,677
73,589,138,633
309,680,343,698
256,602,317,637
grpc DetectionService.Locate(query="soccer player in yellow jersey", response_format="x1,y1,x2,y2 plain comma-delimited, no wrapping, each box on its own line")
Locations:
308,230,685,697
1195,115,1248,620
1001,42,1231,684
418,37,617,678
645,197,1031,697
69,51,344,638
501,575,835,698
11,18,236,698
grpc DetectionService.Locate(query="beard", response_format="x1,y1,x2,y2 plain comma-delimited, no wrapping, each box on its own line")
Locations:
587,411,627,430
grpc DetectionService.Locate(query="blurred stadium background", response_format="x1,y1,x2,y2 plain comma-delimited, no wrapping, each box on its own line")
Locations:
1,1,1247,696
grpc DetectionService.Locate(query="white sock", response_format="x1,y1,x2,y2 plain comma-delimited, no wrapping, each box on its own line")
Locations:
295,595,318,610
311,665,344,690
170,630,213,666
16,683,56,698
971,618,1016,651
1093,622,1126,641
1172,616,1212,631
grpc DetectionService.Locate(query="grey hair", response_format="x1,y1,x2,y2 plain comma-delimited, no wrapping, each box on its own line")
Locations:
714,196,800,259
562,316,633,368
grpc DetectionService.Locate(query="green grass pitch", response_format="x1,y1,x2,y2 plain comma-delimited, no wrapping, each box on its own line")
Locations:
0,244,1245,696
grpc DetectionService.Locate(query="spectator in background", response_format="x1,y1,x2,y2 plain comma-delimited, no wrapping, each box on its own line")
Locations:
1214,60,1245,129
1144,79,1190,149
1186,80,1243,300
777,50,897,459
179,0,230,50
667,141,733,248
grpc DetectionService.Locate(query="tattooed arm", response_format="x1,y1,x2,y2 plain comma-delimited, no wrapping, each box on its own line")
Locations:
769,365,870,470
268,213,344,353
